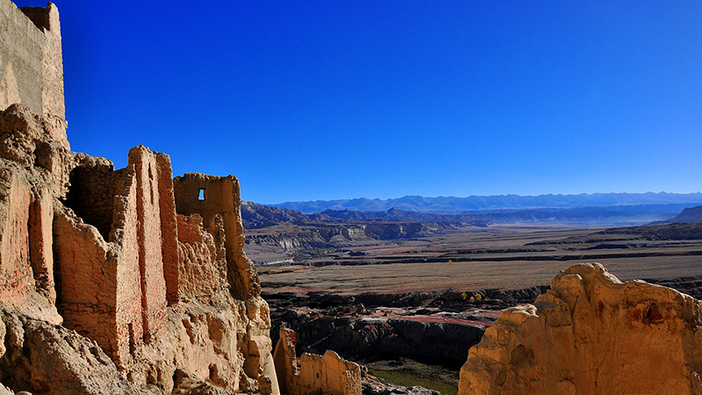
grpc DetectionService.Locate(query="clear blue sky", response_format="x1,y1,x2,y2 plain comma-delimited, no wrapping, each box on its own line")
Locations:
17,1,702,204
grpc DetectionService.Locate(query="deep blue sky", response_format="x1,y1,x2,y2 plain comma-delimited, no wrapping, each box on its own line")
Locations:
17,1,702,203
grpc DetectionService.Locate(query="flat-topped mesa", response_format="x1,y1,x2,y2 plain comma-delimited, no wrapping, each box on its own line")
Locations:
459,262,702,395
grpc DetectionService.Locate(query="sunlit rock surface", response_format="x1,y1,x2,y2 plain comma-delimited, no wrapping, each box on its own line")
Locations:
459,262,702,395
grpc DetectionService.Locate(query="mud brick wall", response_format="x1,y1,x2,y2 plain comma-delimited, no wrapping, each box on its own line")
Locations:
0,171,57,315
175,213,226,301
0,0,64,118
28,189,55,304
173,174,238,256
54,169,142,364
111,170,143,366
53,206,121,359
127,146,173,340
173,174,259,299
63,162,119,240
55,147,178,365
0,172,32,301
274,328,362,395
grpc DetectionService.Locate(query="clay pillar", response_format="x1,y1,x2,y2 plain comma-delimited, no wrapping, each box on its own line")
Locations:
129,146,168,342
156,153,179,305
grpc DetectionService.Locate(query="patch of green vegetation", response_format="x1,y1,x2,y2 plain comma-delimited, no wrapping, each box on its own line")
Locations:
257,269,295,275
293,248,339,261
368,369,458,395
365,359,459,395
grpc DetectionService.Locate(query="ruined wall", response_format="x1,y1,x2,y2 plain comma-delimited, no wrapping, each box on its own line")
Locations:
175,213,227,301
0,0,65,123
48,143,279,393
274,328,362,395
128,146,173,340
0,171,32,301
0,2,283,393
63,160,118,239
56,146,178,364
54,204,122,358
111,169,144,367
173,174,260,300
28,189,55,304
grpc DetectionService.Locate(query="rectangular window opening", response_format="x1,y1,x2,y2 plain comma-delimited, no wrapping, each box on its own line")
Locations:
198,188,205,201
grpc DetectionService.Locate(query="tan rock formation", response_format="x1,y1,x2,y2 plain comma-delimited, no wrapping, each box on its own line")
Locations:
459,262,702,395
274,327,362,395
0,103,70,325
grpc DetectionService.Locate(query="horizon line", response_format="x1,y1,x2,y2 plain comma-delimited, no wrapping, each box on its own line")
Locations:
250,190,702,206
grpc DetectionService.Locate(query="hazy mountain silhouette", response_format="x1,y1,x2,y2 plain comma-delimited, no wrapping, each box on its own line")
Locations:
273,192,702,214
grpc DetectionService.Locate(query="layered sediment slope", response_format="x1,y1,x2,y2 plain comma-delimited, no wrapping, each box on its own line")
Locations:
459,262,702,394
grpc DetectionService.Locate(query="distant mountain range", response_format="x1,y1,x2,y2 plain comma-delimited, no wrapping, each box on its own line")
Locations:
243,200,702,229
272,192,702,214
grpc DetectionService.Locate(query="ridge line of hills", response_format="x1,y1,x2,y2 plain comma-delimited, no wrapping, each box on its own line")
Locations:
242,201,702,230
270,192,702,214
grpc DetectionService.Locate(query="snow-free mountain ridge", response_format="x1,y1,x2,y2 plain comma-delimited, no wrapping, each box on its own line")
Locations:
273,192,702,214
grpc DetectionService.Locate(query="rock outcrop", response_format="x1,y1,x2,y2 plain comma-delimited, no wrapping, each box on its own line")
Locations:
459,262,702,395
665,205,702,224
272,307,486,369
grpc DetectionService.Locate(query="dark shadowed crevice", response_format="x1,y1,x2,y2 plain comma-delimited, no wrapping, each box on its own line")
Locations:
62,165,117,240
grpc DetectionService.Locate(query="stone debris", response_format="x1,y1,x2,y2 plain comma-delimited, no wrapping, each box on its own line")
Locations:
361,376,440,395
459,262,702,395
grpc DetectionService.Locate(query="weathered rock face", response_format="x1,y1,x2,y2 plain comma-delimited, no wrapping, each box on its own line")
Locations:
272,307,486,369
0,103,71,325
459,262,702,395
0,101,280,394
0,312,138,394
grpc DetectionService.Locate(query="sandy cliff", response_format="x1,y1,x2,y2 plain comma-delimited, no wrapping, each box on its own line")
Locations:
459,262,702,395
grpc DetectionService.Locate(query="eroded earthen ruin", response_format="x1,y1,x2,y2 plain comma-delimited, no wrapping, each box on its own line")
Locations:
0,2,279,393
274,328,362,395
4,2,702,395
